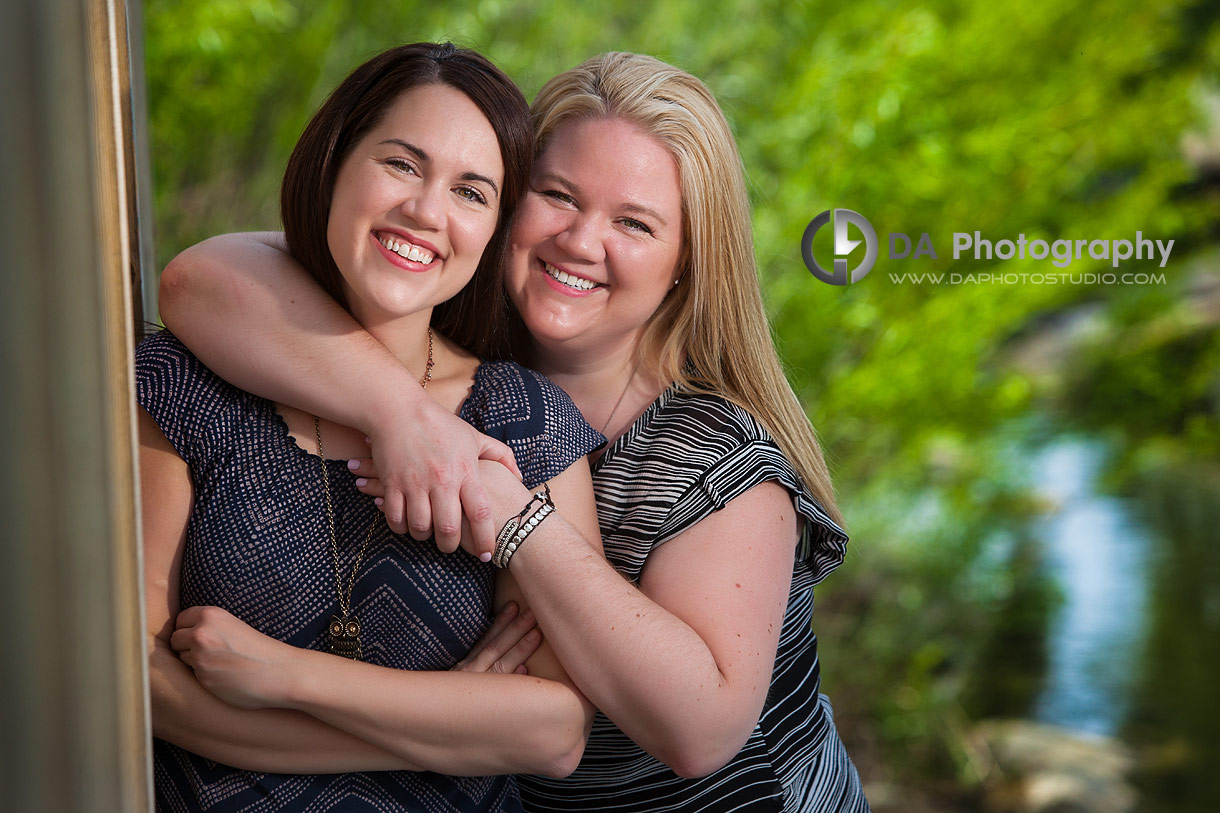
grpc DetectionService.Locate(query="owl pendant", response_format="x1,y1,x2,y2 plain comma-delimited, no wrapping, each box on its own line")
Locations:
328,614,363,660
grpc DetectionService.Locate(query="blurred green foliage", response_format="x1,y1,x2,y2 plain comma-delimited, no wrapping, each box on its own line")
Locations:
144,0,1219,802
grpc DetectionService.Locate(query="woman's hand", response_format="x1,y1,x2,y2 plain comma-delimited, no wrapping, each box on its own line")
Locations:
352,458,532,558
171,605,297,710
361,398,521,558
452,601,542,675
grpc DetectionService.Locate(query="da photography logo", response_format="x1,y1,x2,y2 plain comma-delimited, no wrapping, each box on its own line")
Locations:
802,208,878,285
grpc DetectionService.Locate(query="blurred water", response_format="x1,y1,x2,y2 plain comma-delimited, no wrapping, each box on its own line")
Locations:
1031,439,1220,810
1032,439,1151,736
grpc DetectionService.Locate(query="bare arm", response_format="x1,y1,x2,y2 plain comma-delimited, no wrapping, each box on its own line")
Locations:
158,232,517,555
171,460,601,778
480,469,797,778
139,406,413,773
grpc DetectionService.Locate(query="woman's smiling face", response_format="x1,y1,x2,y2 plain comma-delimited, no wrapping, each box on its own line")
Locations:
506,116,684,359
327,83,503,327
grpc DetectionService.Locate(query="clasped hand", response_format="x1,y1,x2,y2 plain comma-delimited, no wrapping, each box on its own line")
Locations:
350,457,531,560
171,605,294,709
173,601,543,707
361,400,522,558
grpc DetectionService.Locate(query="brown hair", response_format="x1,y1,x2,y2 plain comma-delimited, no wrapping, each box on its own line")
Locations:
530,53,843,527
280,42,530,358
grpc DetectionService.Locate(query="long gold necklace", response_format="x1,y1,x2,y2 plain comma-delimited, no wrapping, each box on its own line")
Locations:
315,328,434,660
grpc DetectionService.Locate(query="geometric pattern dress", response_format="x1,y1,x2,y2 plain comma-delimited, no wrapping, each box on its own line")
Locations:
137,331,604,813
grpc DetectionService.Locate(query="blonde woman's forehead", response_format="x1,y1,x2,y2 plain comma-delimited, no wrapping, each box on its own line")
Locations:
538,117,681,221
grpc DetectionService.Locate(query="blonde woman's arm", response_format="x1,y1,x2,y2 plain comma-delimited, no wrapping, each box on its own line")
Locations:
159,232,515,556
445,460,795,778
356,456,791,778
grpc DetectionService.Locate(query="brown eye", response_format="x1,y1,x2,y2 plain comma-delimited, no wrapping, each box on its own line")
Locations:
385,158,418,176
543,189,576,205
456,186,488,205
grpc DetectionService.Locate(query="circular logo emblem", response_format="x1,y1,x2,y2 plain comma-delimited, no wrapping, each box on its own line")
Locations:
801,208,878,285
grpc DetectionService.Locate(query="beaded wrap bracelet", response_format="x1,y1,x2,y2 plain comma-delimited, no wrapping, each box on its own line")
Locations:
492,482,555,568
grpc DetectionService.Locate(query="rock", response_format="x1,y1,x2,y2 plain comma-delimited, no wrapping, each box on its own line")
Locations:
974,719,1137,813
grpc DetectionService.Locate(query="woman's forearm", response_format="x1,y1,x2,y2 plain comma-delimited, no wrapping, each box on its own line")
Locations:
159,232,417,434
276,647,588,778
502,486,796,778
504,525,738,775
158,232,515,551
150,641,415,774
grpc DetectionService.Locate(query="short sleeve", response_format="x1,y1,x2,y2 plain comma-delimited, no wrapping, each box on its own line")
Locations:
657,395,848,584
134,330,244,473
460,361,605,489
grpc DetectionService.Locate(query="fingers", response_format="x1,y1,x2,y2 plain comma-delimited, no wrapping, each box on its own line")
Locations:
349,460,385,496
431,490,463,555
347,457,379,478
174,605,203,629
459,479,497,562
494,627,542,674
380,490,407,535
478,437,521,480
479,600,521,645
404,488,436,545
355,436,518,557
168,605,219,655
453,602,542,673
169,626,195,655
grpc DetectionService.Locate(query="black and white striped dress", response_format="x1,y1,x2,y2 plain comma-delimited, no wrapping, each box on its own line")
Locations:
519,386,869,812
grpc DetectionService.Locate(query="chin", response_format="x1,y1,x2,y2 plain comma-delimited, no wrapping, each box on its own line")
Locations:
520,314,592,350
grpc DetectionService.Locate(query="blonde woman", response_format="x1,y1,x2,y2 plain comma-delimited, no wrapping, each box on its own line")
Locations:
162,53,868,812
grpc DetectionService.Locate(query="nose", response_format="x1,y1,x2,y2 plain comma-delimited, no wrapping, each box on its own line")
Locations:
400,182,444,230
553,212,605,264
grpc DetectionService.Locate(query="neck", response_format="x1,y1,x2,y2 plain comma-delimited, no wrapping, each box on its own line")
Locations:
530,338,665,440
354,307,434,383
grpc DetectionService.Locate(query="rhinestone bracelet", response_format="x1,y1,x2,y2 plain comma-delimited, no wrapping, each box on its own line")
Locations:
492,484,555,568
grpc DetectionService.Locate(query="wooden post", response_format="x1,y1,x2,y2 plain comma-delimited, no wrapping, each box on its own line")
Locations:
0,0,152,810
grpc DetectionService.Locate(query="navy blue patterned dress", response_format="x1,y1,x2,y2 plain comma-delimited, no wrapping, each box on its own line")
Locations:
136,331,604,813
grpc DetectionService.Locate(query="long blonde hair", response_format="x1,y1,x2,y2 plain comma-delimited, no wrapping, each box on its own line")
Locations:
531,53,843,527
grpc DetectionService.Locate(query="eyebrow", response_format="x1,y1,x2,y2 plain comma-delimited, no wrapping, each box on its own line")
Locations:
536,171,668,226
379,138,500,197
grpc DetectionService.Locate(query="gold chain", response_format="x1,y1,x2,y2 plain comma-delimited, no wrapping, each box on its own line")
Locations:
419,327,435,389
314,327,434,618
316,416,377,617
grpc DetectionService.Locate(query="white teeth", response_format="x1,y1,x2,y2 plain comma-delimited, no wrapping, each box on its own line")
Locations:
543,262,597,291
379,235,434,264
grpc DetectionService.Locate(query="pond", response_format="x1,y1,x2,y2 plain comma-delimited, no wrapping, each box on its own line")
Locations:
1032,438,1220,811
1033,439,1150,736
